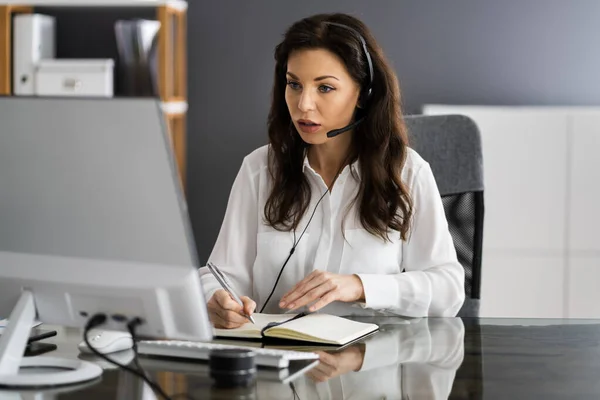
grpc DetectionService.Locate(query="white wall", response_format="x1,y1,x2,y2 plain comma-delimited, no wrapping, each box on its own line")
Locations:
424,105,600,319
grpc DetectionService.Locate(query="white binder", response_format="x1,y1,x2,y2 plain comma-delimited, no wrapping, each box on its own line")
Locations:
12,14,56,95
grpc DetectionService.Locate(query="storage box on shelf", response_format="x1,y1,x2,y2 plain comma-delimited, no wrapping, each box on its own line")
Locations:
0,0,188,189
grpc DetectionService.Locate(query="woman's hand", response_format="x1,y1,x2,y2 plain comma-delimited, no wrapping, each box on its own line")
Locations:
307,345,366,382
207,289,256,329
279,270,365,312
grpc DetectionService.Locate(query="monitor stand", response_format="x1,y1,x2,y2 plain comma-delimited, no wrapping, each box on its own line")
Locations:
0,291,103,387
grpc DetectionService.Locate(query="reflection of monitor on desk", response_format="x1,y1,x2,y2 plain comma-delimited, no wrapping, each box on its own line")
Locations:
0,97,213,387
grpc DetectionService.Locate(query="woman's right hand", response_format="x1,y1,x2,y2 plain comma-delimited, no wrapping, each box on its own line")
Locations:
207,289,256,329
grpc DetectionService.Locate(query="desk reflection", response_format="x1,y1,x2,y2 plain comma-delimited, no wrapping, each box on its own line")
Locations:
254,317,465,399
3,317,465,400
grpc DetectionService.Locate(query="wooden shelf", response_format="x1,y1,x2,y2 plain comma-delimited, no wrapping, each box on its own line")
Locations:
157,4,186,102
165,112,186,190
0,1,188,189
0,0,187,11
161,101,187,190
0,5,32,95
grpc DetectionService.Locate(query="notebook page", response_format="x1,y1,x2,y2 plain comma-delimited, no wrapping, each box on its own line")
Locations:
268,313,378,344
213,313,297,339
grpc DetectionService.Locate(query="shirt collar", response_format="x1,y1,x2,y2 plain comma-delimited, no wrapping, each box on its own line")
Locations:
302,154,311,173
302,152,361,180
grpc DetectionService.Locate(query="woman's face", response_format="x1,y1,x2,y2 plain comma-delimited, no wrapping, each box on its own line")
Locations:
285,48,361,145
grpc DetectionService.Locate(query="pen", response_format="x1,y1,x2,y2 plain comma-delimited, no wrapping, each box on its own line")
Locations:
207,262,256,324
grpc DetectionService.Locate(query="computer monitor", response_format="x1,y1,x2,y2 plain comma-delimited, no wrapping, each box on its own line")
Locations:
0,97,212,387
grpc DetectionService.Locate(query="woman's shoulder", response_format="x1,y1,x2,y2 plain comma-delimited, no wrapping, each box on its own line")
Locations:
240,144,270,174
401,147,431,187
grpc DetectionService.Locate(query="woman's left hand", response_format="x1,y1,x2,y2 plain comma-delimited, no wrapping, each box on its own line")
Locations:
279,270,365,312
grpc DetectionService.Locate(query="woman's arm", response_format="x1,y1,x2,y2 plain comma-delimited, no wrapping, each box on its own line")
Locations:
356,162,465,317
198,155,259,300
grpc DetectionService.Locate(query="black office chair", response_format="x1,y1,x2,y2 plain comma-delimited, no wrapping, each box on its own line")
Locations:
404,114,485,318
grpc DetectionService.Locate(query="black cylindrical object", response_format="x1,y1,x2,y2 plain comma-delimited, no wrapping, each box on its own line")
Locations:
208,348,257,388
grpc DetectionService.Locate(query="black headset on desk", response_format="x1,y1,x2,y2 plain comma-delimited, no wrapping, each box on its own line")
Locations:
259,21,375,313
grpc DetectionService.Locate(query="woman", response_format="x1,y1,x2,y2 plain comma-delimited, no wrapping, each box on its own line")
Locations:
200,12,465,329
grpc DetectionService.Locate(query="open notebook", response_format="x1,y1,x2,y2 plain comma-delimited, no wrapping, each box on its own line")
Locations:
213,313,379,346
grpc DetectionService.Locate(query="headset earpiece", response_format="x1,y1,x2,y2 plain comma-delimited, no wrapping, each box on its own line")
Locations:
323,22,374,110
358,87,372,109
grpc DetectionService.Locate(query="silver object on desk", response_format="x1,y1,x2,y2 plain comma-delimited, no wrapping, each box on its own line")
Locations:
207,262,256,324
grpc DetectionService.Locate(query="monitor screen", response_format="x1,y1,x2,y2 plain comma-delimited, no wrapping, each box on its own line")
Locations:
0,97,197,268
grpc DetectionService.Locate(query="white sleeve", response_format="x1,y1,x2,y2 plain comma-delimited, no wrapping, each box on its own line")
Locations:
198,156,258,301
356,163,465,317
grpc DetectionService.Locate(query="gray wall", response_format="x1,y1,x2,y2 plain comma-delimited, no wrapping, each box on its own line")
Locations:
187,0,600,261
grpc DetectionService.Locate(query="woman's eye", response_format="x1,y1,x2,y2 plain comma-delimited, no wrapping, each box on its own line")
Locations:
287,81,301,90
319,85,335,93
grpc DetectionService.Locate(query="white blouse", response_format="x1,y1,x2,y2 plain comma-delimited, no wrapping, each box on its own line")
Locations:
199,145,465,317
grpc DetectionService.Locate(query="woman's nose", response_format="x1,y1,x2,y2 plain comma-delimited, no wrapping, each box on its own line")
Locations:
298,91,316,112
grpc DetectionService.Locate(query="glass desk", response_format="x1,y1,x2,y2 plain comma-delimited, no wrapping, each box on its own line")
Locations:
2,316,600,399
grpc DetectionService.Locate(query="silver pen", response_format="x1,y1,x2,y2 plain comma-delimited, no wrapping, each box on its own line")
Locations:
207,261,256,324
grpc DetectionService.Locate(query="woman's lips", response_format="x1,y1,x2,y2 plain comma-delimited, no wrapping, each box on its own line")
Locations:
298,119,321,133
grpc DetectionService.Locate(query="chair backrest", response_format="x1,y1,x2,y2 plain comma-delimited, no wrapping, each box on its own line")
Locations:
404,114,484,316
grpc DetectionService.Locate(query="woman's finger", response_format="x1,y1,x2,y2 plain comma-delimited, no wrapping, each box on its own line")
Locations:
209,311,233,329
214,290,244,312
281,271,329,307
214,304,247,326
286,280,336,310
280,270,320,304
307,290,338,312
241,296,256,316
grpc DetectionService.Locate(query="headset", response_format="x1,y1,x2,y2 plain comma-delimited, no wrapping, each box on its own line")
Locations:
259,21,375,313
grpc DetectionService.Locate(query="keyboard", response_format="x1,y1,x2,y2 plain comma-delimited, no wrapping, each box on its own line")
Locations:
136,340,320,369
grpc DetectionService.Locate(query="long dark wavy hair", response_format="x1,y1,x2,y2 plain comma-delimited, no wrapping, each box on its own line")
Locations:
264,12,413,242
